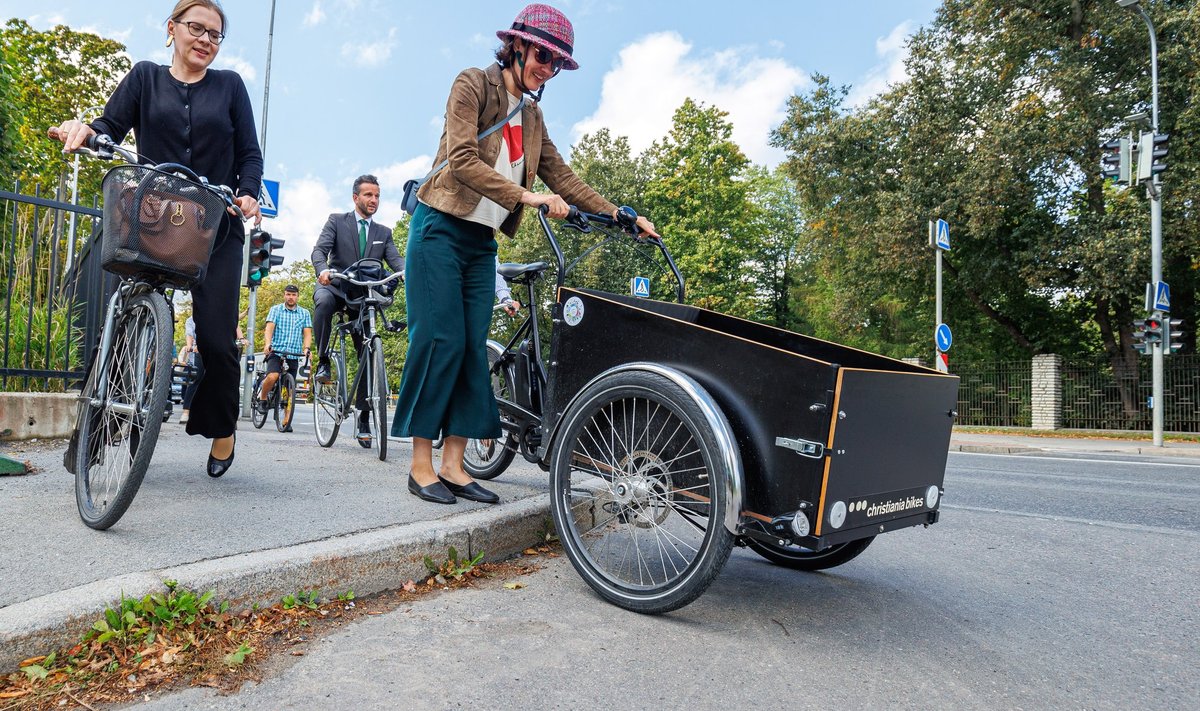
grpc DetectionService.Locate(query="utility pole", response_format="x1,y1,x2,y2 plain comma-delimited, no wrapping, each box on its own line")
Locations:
1117,0,1165,445
240,0,278,419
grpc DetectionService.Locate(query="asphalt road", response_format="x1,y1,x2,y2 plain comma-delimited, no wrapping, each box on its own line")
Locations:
134,450,1200,710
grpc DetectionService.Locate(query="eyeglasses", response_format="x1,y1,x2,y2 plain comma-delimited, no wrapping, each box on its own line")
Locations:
531,45,564,72
177,20,225,45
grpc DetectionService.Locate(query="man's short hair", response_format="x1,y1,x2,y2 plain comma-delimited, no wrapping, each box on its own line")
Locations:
284,284,300,293
352,174,379,195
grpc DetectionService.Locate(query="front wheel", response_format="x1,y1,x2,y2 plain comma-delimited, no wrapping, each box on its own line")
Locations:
251,374,268,429
463,341,517,480
313,354,342,447
745,536,874,571
74,291,173,530
368,337,388,461
276,372,296,432
550,370,734,614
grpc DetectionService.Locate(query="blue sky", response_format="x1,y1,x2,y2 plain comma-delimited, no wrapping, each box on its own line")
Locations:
3,0,942,263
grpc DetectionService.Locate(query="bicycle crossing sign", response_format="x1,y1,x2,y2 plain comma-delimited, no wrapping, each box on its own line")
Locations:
631,276,651,298
259,179,280,218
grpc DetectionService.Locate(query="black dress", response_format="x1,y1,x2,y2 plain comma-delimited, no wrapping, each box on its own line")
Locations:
91,61,263,439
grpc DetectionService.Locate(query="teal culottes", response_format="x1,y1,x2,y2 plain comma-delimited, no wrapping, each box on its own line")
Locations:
391,203,502,440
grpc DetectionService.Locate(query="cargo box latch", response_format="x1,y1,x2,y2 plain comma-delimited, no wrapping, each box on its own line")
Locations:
774,437,825,459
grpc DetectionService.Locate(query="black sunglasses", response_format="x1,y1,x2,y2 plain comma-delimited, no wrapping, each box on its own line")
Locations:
531,45,564,72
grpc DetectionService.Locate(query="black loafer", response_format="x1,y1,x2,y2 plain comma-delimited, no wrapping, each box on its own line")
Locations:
314,363,332,384
438,476,499,504
356,417,372,448
207,436,235,478
408,474,456,504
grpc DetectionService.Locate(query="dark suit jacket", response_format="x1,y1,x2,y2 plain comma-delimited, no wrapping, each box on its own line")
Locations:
311,212,405,277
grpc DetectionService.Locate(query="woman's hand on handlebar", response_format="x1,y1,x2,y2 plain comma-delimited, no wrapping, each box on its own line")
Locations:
233,194,261,224
47,120,97,153
628,213,659,239
522,190,570,219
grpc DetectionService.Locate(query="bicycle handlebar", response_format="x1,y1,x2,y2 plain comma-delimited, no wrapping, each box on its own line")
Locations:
327,269,405,288
536,204,685,303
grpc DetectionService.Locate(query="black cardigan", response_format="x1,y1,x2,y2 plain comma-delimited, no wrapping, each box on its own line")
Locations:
90,61,263,198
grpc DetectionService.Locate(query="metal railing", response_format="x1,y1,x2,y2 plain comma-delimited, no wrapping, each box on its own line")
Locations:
1,178,108,392
952,355,1200,433
953,359,1032,427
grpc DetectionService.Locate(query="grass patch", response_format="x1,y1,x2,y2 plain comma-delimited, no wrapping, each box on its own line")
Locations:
0,547,554,709
953,425,1200,443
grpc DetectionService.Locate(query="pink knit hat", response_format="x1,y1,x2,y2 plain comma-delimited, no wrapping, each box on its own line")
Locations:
496,3,579,71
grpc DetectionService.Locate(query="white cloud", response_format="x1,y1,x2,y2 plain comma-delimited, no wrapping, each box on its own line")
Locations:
847,20,916,106
571,32,807,167
303,2,326,28
216,53,257,83
264,155,433,267
342,27,397,68
78,25,133,44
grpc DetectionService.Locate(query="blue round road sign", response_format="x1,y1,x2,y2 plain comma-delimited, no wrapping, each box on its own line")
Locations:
935,323,953,352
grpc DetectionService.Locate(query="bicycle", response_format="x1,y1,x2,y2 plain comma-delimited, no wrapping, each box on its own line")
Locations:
460,205,684,481
312,258,405,461
61,133,243,530
251,350,306,432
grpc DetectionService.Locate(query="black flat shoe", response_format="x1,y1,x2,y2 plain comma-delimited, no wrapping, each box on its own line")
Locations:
438,475,499,504
408,474,456,504
207,436,236,478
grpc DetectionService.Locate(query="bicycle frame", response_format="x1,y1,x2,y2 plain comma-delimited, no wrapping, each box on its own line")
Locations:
330,307,383,420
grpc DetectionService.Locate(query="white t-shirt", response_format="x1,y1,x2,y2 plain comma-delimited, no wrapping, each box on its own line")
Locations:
464,93,526,230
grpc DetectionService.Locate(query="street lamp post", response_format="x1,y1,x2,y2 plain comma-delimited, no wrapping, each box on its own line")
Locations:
1117,0,1165,446
66,105,106,270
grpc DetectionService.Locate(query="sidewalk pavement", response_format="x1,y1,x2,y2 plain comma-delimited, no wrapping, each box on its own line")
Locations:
1,424,1198,669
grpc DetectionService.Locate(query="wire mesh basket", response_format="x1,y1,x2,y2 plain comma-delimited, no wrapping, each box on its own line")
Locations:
100,165,227,288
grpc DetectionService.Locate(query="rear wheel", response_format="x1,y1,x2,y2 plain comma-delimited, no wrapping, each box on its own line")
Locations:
313,352,342,447
745,536,874,571
276,371,296,432
368,337,388,461
463,342,517,480
550,370,734,614
75,291,172,530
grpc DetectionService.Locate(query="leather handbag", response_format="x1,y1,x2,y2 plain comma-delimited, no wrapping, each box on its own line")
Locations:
403,97,526,215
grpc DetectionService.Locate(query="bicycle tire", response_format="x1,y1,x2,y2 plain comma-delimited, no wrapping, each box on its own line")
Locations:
313,351,342,447
369,336,388,461
745,536,875,571
463,341,518,480
276,372,296,432
550,370,734,614
251,373,268,429
74,291,173,530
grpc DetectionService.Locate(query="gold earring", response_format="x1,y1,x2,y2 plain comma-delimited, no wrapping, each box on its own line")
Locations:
166,34,173,47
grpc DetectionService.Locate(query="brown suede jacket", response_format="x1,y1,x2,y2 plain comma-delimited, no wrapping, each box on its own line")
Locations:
416,63,616,237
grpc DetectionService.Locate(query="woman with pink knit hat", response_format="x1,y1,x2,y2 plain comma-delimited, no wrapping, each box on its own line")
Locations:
393,3,658,505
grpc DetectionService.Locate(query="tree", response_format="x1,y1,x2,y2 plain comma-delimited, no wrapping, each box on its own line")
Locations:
0,19,130,195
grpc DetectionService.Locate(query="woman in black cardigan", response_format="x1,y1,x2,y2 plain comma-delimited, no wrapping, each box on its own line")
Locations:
50,0,262,478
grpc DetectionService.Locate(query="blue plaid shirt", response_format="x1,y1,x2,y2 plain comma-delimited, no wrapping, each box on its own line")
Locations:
266,303,312,356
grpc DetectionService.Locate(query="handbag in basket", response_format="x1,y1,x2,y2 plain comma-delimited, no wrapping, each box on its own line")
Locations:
402,97,526,215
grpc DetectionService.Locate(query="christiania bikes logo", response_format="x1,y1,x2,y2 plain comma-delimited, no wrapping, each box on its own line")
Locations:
563,296,585,326
850,495,925,518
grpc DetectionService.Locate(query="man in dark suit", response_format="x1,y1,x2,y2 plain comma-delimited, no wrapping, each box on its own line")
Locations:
311,174,405,445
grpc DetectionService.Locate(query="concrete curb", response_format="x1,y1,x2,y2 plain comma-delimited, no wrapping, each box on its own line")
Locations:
0,393,76,441
951,444,1042,455
0,494,553,671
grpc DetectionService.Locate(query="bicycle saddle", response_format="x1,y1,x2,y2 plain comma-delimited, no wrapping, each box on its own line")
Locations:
498,261,548,284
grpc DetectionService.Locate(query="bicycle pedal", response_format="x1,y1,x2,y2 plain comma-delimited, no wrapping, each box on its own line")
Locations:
387,320,407,332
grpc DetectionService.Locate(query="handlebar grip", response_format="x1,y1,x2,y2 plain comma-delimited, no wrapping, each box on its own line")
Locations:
84,134,113,151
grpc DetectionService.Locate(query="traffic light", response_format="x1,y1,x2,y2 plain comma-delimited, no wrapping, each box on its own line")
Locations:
1144,315,1164,346
1131,318,1150,355
1137,132,1169,181
1166,318,1185,355
1101,137,1131,184
242,228,285,288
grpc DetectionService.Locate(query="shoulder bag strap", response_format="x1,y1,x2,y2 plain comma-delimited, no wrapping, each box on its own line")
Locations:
419,97,526,183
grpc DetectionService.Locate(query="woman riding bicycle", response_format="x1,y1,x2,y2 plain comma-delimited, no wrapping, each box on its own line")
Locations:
49,0,262,478
392,3,658,505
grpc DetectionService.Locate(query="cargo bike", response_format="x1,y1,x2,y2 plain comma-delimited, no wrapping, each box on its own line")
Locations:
480,206,959,613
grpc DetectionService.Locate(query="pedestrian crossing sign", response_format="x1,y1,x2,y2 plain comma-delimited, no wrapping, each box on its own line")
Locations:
631,276,651,298
259,179,280,218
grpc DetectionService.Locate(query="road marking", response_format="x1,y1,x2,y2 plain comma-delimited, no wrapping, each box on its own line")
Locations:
950,450,1200,469
941,504,1200,538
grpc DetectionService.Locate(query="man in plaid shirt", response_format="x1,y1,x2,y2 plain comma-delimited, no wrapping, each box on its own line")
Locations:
255,284,313,432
